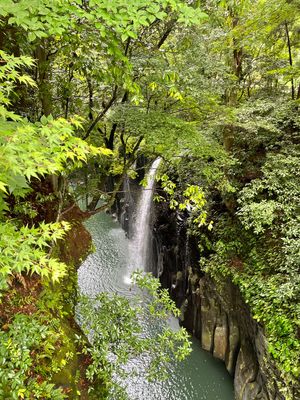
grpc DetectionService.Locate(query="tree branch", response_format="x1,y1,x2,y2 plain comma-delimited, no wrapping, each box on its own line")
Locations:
83,86,118,140
284,21,295,100
156,19,177,49
85,135,144,217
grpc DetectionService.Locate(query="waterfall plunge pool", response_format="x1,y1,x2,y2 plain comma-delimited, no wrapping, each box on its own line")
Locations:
78,212,234,400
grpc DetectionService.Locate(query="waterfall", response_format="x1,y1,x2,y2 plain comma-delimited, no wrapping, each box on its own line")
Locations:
120,175,134,238
129,157,162,273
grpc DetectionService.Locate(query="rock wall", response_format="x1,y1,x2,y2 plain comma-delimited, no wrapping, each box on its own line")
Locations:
185,276,287,400
152,204,297,400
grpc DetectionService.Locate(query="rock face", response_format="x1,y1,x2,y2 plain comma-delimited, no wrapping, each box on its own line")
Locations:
152,205,299,400
194,277,285,400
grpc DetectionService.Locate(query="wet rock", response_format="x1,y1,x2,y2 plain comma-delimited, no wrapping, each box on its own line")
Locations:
213,324,228,361
225,319,240,375
152,205,300,400
200,285,216,352
234,342,259,399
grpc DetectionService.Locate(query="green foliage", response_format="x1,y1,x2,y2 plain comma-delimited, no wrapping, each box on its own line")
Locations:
230,141,300,380
206,243,300,384
203,150,300,386
157,172,213,228
147,4,300,389
0,49,110,397
1,0,206,41
0,50,36,120
77,273,191,399
0,115,103,194
238,145,300,272
0,0,207,104
0,221,70,291
0,51,109,292
0,108,102,290
0,314,67,400
1,0,300,396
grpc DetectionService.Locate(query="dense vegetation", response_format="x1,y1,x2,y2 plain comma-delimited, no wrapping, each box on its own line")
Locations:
0,0,299,398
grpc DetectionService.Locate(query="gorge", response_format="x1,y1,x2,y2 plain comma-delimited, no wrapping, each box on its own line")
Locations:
1,1,300,399
76,159,282,399
108,158,299,399
77,158,234,399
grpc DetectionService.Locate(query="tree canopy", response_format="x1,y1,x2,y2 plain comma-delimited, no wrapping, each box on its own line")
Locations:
1,0,300,398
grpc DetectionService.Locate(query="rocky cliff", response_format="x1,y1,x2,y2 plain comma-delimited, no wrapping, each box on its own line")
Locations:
152,203,297,400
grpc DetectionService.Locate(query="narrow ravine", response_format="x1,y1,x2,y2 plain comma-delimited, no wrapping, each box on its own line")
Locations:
78,210,234,399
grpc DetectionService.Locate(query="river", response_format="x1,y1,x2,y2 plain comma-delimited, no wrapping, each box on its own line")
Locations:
78,211,234,400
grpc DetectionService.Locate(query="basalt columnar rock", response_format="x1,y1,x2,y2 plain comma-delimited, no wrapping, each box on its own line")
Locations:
152,204,299,400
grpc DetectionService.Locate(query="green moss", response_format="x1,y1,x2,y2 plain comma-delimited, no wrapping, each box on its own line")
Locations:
51,320,81,398
35,221,94,397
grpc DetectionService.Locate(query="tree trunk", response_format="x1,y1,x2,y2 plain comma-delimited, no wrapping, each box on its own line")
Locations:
35,42,52,116
284,21,295,100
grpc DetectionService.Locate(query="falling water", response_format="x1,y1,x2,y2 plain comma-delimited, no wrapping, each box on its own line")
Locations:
77,160,234,399
130,157,162,272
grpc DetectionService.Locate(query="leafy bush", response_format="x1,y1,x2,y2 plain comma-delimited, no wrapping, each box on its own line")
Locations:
0,314,67,400
77,273,191,399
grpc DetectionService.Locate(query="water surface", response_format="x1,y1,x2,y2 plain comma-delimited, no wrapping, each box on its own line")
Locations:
78,212,234,400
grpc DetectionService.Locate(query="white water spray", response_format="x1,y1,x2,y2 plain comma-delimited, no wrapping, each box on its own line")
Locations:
127,158,162,277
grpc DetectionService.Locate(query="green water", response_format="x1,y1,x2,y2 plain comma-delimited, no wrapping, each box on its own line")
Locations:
78,212,234,400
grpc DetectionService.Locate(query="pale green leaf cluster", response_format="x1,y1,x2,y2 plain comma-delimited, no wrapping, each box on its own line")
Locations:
0,53,108,293
0,50,35,120
132,271,181,318
0,314,67,399
157,172,212,228
77,273,191,399
0,0,207,103
1,0,206,47
0,221,70,291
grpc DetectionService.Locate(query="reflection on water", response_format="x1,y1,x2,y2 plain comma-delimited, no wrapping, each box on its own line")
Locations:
78,212,234,400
